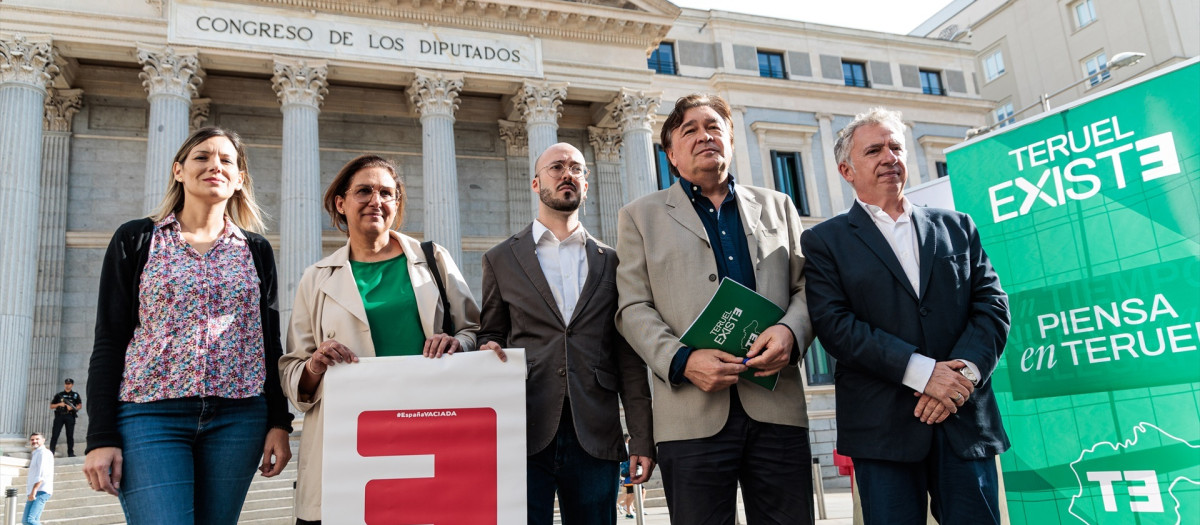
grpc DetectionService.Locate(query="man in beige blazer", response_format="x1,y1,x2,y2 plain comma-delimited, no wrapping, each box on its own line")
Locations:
615,94,814,524
480,143,653,525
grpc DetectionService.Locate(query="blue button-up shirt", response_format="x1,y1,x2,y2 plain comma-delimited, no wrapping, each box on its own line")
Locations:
669,177,757,384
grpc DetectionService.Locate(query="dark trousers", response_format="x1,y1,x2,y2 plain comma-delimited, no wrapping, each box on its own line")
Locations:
657,387,814,525
854,426,1001,525
50,412,76,456
527,405,619,525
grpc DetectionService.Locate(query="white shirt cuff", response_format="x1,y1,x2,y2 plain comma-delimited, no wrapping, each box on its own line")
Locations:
957,359,981,386
902,353,936,393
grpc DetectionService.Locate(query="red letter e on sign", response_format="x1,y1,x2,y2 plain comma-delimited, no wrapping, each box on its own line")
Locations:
357,408,498,524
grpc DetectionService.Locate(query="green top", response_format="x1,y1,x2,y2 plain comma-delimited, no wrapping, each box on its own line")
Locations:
349,254,426,357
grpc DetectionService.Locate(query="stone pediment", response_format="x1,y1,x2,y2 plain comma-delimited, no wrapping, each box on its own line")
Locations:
223,0,682,45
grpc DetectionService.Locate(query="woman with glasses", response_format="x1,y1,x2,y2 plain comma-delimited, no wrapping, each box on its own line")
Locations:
83,127,293,524
279,154,504,524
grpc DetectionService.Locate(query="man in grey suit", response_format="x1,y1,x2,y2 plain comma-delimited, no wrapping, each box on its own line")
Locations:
479,143,654,525
615,94,814,524
801,107,1010,524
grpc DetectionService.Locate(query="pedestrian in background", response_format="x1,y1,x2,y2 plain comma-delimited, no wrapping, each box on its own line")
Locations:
49,378,81,457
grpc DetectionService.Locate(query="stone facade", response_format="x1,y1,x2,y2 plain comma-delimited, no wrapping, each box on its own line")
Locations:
1,0,996,482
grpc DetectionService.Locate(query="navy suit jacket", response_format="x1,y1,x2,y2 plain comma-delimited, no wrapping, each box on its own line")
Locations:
801,204,1011,461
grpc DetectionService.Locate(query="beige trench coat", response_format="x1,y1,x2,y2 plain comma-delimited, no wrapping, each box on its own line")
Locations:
278,230,480,521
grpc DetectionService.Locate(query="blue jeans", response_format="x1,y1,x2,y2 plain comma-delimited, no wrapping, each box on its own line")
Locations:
527,406,619,525
22,491,50,525
117,396,267,525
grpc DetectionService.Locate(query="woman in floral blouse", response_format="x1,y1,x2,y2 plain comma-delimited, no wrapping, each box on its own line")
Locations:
83,127,294,524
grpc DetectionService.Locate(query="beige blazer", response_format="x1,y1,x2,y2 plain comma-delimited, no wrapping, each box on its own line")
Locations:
278,230,480,521
614,182,813,443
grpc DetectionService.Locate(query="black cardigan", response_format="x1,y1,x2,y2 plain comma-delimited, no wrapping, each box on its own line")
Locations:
86,218,294,453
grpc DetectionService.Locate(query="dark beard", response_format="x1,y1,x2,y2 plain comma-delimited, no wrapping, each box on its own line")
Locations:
540,184,581,212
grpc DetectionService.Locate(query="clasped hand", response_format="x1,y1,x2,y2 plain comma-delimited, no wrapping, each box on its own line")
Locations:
913,360,975,424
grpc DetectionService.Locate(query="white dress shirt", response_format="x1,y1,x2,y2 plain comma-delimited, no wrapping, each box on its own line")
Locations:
856,199,980,392
26,445,54,496
532,220,589,326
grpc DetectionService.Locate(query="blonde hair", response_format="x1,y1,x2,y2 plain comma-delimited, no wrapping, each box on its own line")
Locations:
151,127,268,233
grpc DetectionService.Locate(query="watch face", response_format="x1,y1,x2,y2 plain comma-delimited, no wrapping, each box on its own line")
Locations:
961,368,977,381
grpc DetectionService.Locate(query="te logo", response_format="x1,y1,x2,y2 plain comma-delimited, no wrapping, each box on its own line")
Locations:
1086,470,1163,513
358,408,497,524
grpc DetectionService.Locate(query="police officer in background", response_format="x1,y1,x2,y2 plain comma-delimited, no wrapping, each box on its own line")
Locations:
50,378,82,457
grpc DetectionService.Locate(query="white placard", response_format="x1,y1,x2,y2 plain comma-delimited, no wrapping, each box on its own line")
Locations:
169,0,543,77
322,350,526,524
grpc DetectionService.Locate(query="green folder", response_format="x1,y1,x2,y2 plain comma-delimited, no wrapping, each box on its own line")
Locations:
679,277,785,391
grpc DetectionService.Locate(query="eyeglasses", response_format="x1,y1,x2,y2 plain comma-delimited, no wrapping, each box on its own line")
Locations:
537,162,589,180
346,186,399,204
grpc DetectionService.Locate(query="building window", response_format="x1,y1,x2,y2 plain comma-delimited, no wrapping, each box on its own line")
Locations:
1084,52,1110,86
994,102,1015,127
1073,0,1097,28
770,151,809,216
919,69,945,95
805,339,835,386
653,144,675,190
758,51,786,79
935,161,949,178
983,49,1005,82
842,60,869,87
648,42,677,75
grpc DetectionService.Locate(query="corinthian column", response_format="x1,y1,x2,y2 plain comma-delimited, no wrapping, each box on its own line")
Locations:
26,88,83,437
498,120,531,235
0,34,59,438
407,69,465,263
816,113,846,212
587,126,623,244
512,81,567,220
272,58,327,327
611,88,660,202
137,44,204,214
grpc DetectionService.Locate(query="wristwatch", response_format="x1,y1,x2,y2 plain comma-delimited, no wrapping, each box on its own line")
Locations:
959,366,978,385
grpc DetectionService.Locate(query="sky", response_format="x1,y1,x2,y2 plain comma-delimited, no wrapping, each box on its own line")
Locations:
667,0,956,35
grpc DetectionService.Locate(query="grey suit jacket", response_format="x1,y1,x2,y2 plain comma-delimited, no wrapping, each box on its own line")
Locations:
801,204,1011,461
615,182,813,443
478,224,654,461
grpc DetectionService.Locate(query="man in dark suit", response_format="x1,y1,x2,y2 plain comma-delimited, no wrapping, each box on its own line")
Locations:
479,143,653,525
801,107,1011,525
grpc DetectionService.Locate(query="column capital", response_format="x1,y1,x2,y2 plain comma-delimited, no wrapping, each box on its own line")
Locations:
498,119,528,157
43,88,83,132
0,34,59,89
513,80,568,125
190,97,212,131
587,126,623,164
272,57,328,108
815,112,834,122
611,88,661,133
137,44,204,99
407,69,463,119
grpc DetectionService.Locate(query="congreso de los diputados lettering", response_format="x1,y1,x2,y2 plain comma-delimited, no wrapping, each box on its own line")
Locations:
0,0,994,479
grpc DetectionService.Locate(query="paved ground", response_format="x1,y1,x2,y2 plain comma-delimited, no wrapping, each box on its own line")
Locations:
603,487,854,525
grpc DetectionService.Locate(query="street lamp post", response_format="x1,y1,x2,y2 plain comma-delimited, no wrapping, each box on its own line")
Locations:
967,51,1145,138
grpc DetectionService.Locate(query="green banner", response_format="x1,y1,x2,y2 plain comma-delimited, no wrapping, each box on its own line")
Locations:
947,59,1200,525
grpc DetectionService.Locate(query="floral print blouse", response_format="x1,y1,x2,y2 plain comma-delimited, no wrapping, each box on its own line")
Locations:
119,214,266,403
